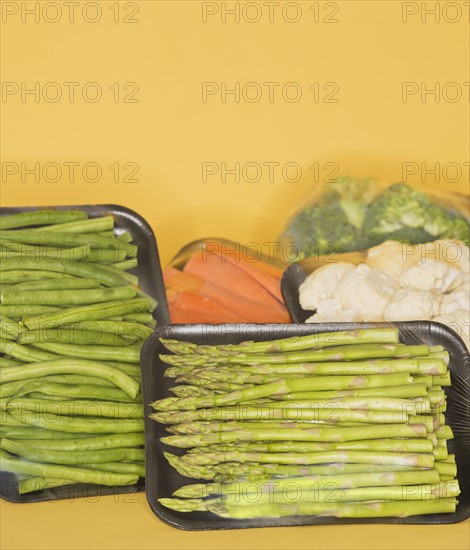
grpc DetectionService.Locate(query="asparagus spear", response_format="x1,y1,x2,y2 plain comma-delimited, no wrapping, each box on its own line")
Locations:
210,462,433,483
270,385,429,401
151,373,414,411
186,438,434,454
166,481,460,510
165,358,446,378
154,407,410,425
161,423,428,448
170,385,212,398
180,449,435,468
160,328,401,356
160,344,430,367
172,469,441,498
204,499,457,519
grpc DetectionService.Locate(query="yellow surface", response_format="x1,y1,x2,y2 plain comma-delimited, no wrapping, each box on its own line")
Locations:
0,1,469,548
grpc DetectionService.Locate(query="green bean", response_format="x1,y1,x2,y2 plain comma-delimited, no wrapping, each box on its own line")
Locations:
78,462,145,477
63,320,152,340
32,216,114,234
15,381,141,402
2,285,136,307
7,408,144,433
0,426,107,440
0,271,71,284
98,263,138,284
0,258,127,287
0,230,137,254
31,342,141,363
19,329,137,346
0,340,60,362
7,278,101,292
23,433,144,451
0,241,41,253
25,393,70,401
23,298,151,329
0,305,61,320
2,439,145,465
0,358,24,368
97,231,115,238
0,210,87,230
1,411,28,426
112,259,138,271
0,449,139,486
39,374,116,387
0,246,127,264
2,398,143,419
123,312,155,326
0,380,29,398
101,361,141,377
0,358,139,398
116,232,133,243
19,476,77,494
0,315,20,340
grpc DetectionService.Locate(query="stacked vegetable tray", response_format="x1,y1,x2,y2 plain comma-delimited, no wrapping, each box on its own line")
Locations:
0,205,169,502
142,323,470,529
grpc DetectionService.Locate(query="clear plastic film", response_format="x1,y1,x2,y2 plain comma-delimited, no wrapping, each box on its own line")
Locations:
279,177,470,262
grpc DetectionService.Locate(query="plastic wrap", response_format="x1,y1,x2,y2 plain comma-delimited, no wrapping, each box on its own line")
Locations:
279,178,470,261
141,323,470,530
281,240,470,349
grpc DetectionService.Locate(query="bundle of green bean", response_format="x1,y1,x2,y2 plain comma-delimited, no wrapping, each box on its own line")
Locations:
0,209,156,493
151,328,459,520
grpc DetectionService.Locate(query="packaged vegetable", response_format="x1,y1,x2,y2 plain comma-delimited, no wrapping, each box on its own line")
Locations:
164,239,291,324
280,177,470,261
298,239,470,348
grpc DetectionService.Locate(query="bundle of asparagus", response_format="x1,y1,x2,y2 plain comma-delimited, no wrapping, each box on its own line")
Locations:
150,327,459,520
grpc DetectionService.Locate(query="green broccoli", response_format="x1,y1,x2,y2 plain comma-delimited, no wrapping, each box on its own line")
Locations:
281,177,377,258
363,183,470,246
282,204,362,259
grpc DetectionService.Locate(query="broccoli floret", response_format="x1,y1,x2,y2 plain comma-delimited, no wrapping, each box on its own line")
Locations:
281,203,363,260
320,177,379,229
362,183,470,246
281,177,379,259
440,216,470,245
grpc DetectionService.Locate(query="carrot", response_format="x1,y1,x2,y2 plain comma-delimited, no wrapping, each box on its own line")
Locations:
164,267,290,323
184,252,285,311
169,304,227,324
202,242,285,279
167,289,248,323
222,255,285,304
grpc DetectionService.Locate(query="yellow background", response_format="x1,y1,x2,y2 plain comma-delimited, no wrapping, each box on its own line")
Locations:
1,0,469,548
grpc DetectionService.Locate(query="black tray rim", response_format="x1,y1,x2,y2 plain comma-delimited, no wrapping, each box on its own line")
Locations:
0,203,169,502
141,321,470,530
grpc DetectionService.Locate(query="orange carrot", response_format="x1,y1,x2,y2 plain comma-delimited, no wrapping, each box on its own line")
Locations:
222,255,285,304
167,289,248,323
169,305,226,324
164,267,290,323
184,252,285,311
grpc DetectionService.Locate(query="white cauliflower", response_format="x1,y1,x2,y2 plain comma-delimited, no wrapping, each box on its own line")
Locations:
432,240,469,274
433,310,470,349
399,260,463,293
367,241,420,278
305,299,360,324
457,274,470,294
384,288,441,322
298,238,469,342
299,262,355,311
440,290,470,316
332,264,396,321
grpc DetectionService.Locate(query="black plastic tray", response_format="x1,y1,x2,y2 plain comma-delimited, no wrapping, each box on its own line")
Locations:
141,322,470,530
280,263,315,323
0,204,170,503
